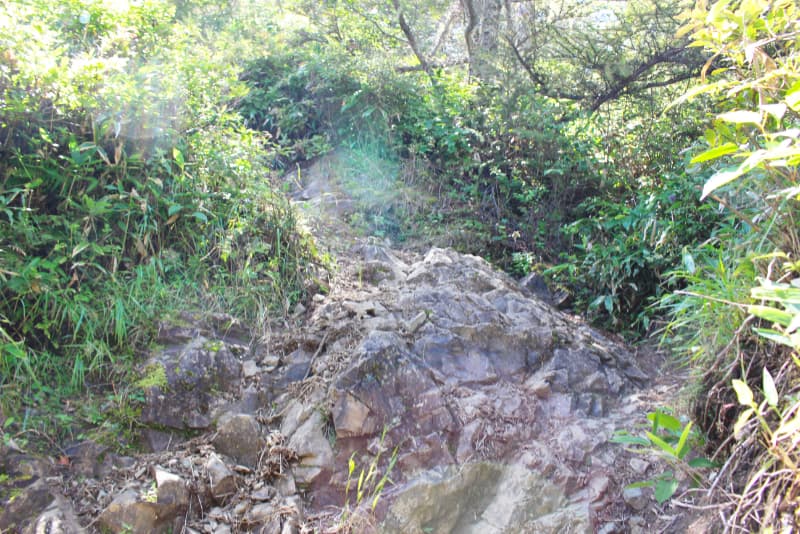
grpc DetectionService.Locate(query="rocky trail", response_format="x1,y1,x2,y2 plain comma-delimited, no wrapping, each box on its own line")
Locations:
1,154,698,533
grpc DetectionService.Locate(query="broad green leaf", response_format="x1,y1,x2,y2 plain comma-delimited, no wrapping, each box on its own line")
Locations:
690,143,738,164
626,480,655,489
786,81,800,111
645,431,677,457
732,379,754,406
687,457,717,468
648,411,683,433
751,285,800,304
71,243,89,258
748,305,793,326
682,251,696,274
610,434,650,446
603,295,613,314
753,327,796,348
95,145,110,165
675,421,693,459
775,128,800,139
173,148,185,167
760,103,787,120
762,368,778,407
168,204,182,216
717,110,762,124
666,80,730,110
701,166,744,199
734,408,754,439
192,211,208,223
654,477,679,504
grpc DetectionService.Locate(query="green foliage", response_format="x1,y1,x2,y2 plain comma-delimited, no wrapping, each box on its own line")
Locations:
0,1,320,413
612,410,714,505
340,427,399,529
655,0,800,528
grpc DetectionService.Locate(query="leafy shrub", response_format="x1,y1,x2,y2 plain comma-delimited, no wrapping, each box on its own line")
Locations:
550,168,725,333
0,1,319,405
658,0,800,527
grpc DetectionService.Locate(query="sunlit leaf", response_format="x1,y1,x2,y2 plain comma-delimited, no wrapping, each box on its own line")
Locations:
760,103,786,120
610,433,650,446
690,143,738,164
786,313,800,334
775,413,800,439
762,367,778,408
675,421,693,459
717,110,762,124
701,166,744,199
732,379,754,406
748,305,793,326
753,328,795,347
645,431,677,457
751,285,800,304
683,251,696,274
648,411,682,433
786,82,800,111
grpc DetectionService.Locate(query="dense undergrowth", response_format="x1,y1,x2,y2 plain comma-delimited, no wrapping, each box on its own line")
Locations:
0,1,322,441
1,0,799,530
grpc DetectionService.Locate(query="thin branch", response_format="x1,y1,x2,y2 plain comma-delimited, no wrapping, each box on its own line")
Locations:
391,0,434,81
396,58,469,73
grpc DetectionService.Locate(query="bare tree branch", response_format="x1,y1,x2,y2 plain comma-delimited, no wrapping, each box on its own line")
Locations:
429,0,461,57
396,58,469,73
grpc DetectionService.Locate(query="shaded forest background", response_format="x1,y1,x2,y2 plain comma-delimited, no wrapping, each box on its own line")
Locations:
1,0,798,530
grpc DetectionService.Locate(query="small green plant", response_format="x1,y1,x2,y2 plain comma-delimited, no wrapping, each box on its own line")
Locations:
612,409,715,504
135,364,168,391
340,427,399,529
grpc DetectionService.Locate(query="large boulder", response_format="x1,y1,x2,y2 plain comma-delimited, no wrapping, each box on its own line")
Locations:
140,336,242,431
0,449,85,534
317,247,648,522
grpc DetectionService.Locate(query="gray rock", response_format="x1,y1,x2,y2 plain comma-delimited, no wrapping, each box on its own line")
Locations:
629,458,650,474
0,478,54,532
287,411,334,487
242,359,260,378
274,473,297,497
0,454,79,534
206,455,238,501
142,428,182,452
213,413,264,468
154,467,189,517
597,522,621,534
258,517,283,533
520,272,552,302
623,486,649,511
249,502,277,524
97,489,173,533
22,494,86,534
382,463,588,533
141,337,242,430
280,400,313,440
252,486,277,501
405,311,428,334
